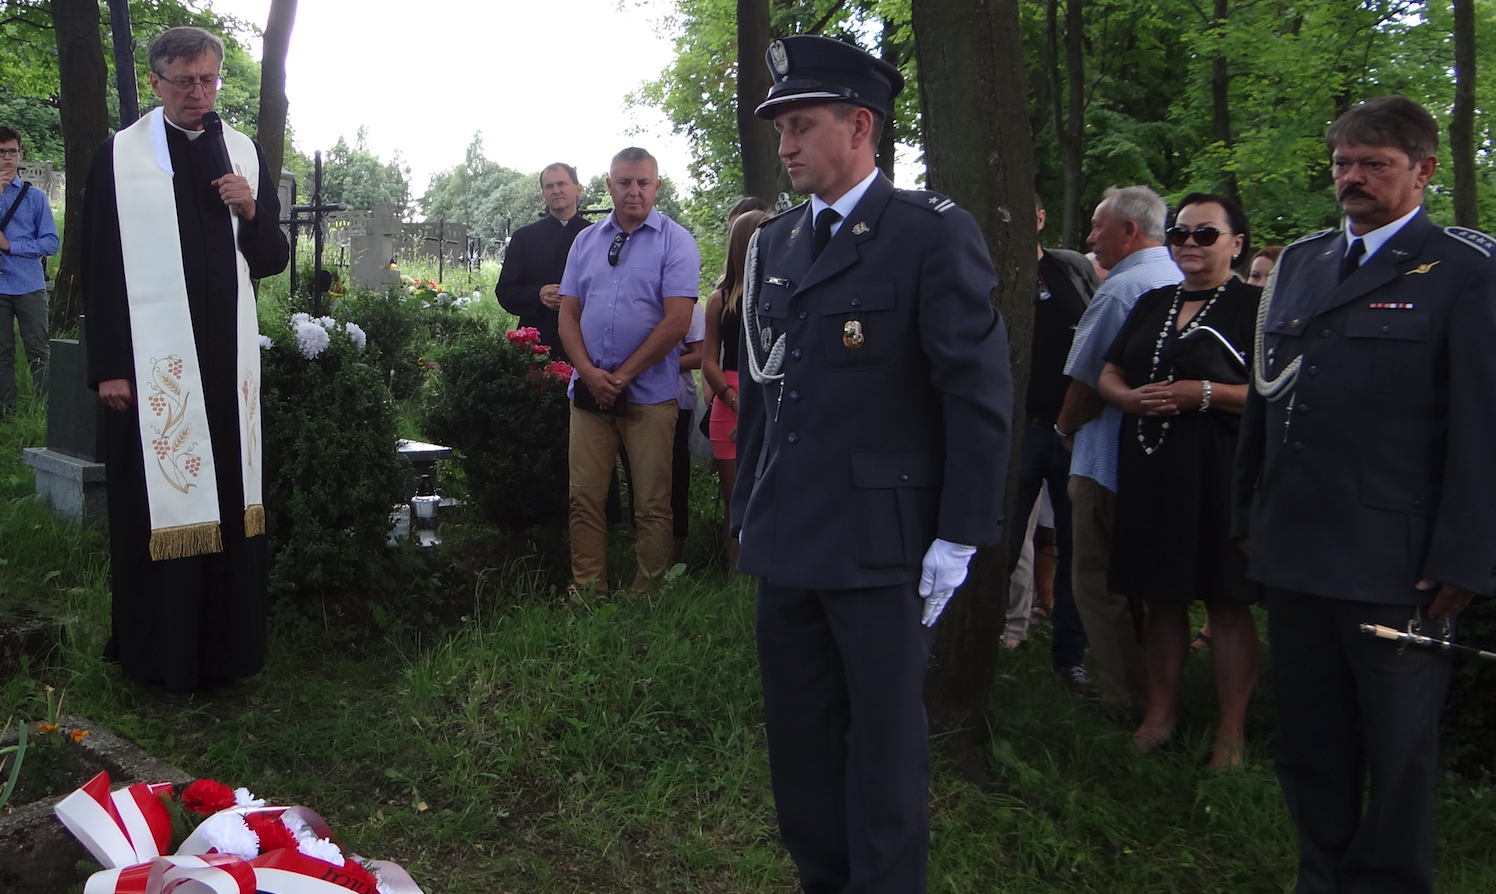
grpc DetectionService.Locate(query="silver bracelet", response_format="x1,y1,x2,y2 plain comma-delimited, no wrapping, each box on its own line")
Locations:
1199,379,1213,411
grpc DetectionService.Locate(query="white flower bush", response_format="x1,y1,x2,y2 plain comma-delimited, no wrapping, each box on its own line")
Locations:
345,321,368,350
258,334,274,350
294,319,330,359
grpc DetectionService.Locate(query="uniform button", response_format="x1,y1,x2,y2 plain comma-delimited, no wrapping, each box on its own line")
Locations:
763,302,771,312
1308,366,1320,376
1293,441,1305,451
1298,403,1310,413
791,349,803,360
1320,329,1331,338
798,310,808,320
1381,325,1392,334
789,391,800,402
787,432,799,444
899,473,909,481
851,297,863,307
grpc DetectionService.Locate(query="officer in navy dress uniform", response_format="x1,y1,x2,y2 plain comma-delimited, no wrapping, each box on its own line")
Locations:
730,35,1012,893
1233,96,1496,894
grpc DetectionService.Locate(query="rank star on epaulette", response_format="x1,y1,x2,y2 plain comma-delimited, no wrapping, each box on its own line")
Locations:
1445,225,1496,257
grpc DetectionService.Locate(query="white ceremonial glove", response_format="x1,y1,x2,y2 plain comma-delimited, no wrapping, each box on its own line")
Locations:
918,538,978,627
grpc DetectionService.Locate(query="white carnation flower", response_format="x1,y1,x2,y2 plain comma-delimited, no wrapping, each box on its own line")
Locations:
344,322,368,350
295,320,330,360
258,335,274,350
199,814,259,860
314,315,337,330
290,312,311,325
233,787,265,808
297,834,345,866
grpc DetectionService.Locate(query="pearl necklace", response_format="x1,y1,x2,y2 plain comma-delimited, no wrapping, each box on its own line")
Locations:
1136,282,1227,456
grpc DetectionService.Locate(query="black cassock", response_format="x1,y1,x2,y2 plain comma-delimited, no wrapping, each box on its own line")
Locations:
493,213,591,361
82,125,288,692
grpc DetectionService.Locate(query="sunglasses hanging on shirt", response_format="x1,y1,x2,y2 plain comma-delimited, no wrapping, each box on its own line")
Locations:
608,231,630,266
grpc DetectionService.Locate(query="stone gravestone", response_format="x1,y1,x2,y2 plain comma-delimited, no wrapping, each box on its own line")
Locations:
23,321,108,526
276,168,295,243
348,203,401,291
17,160,63,204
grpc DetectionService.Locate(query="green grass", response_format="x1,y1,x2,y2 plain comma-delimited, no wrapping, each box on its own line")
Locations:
3,363,1495,891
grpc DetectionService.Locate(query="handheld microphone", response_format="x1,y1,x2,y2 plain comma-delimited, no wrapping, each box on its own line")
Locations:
200,111,235,180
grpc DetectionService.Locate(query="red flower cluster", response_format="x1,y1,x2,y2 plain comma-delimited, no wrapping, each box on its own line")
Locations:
547,360,575,382
505,327,543,349
181,779,235,816
245,811,297,852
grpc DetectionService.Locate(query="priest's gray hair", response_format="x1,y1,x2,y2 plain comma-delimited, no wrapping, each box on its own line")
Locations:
149,27,225,75
1102,185,1168,242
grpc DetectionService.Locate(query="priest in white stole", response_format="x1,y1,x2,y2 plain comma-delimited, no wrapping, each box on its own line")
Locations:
81,27,288,703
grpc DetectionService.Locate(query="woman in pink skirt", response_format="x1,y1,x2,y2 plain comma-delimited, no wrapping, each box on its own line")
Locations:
702,209,767,564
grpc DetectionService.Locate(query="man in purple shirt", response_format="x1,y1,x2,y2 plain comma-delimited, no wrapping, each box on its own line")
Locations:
558,147,700,591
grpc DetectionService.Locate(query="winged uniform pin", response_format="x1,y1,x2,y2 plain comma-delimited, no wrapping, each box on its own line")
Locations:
1405,261,1441,275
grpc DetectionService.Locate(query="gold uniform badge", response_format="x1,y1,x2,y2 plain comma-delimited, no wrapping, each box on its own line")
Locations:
843,320,864,349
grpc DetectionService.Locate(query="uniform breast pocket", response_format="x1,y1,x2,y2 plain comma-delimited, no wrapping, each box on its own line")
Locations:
1344,311,1431,393
821,281,897,370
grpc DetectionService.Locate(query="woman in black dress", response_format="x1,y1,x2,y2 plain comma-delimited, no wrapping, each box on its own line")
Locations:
1098,193,1261,767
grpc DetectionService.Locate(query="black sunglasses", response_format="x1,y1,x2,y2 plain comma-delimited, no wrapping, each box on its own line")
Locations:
607,231,629,266
1165,226,1227,247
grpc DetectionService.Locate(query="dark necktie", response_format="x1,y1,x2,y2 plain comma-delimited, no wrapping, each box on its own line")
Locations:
813,208,842,260
1339,238,1365,284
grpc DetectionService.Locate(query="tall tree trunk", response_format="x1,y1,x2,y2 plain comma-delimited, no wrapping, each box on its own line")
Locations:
877,19,899,183
1061,0,1085,249
911,0,1037,777
52,0,111,333
1452,0,1477,228
256,0,298,181
1210,0,1238,201
737,0,781,204
107,0,139,127
1044,0,1061,194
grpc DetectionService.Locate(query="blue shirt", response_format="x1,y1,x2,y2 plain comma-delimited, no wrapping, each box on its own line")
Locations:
0,175,59,296
1063,245,1182,491
560,206,701,405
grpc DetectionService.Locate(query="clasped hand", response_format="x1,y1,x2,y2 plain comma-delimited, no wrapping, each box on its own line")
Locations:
1130,379,1203,416
212,172,256,220
580,366,628,409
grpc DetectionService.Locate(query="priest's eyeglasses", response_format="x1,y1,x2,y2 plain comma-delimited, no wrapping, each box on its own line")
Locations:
160,74,223,93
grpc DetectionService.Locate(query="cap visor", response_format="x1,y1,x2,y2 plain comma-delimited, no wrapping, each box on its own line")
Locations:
754,91,850,119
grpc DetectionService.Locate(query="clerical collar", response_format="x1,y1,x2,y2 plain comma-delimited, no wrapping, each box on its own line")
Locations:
163,114,206,141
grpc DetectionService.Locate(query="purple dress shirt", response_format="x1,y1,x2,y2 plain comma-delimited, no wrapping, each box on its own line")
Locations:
561,207,701,405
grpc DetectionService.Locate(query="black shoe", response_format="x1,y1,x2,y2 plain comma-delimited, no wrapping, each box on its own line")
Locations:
198,675,243,698
147,683,194,705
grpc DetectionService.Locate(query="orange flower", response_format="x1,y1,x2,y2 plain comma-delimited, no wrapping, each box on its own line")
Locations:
70,728,90,743
37,722,59,734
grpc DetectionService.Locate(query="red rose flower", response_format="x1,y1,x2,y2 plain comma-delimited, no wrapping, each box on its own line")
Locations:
548,360,574,382
531,343,548,355
181,779,236,816
246,812,297,852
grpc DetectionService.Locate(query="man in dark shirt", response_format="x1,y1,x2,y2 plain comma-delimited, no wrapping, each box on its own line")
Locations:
1008,193,1099,692
494,162,590,361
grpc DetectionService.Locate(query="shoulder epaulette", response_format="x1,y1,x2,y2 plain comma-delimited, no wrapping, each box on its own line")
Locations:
758,201,807,228
895,189,959,215
1443,225,1495,257
1286,228,1335,249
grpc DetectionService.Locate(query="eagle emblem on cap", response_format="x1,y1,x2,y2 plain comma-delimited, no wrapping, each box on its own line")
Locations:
770,40,790,77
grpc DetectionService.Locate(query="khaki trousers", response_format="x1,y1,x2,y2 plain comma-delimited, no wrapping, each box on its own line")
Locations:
1068,474,1146,714
569,401,678,591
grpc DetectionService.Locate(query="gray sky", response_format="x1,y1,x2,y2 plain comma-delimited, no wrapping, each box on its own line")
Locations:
207,0,693,203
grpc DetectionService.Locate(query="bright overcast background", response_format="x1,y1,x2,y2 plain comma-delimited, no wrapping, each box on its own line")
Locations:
207,0,693,203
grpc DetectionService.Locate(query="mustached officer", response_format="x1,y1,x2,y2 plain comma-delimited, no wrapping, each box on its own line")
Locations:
731,35,1013,893
1234,95,1496,893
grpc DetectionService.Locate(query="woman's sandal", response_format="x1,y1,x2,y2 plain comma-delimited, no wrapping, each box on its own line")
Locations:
1029,602,1053,623
1190,630,1212,652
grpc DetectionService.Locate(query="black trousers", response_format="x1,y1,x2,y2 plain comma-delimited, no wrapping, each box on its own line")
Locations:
1267,588,1452,894
756,581,935,894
